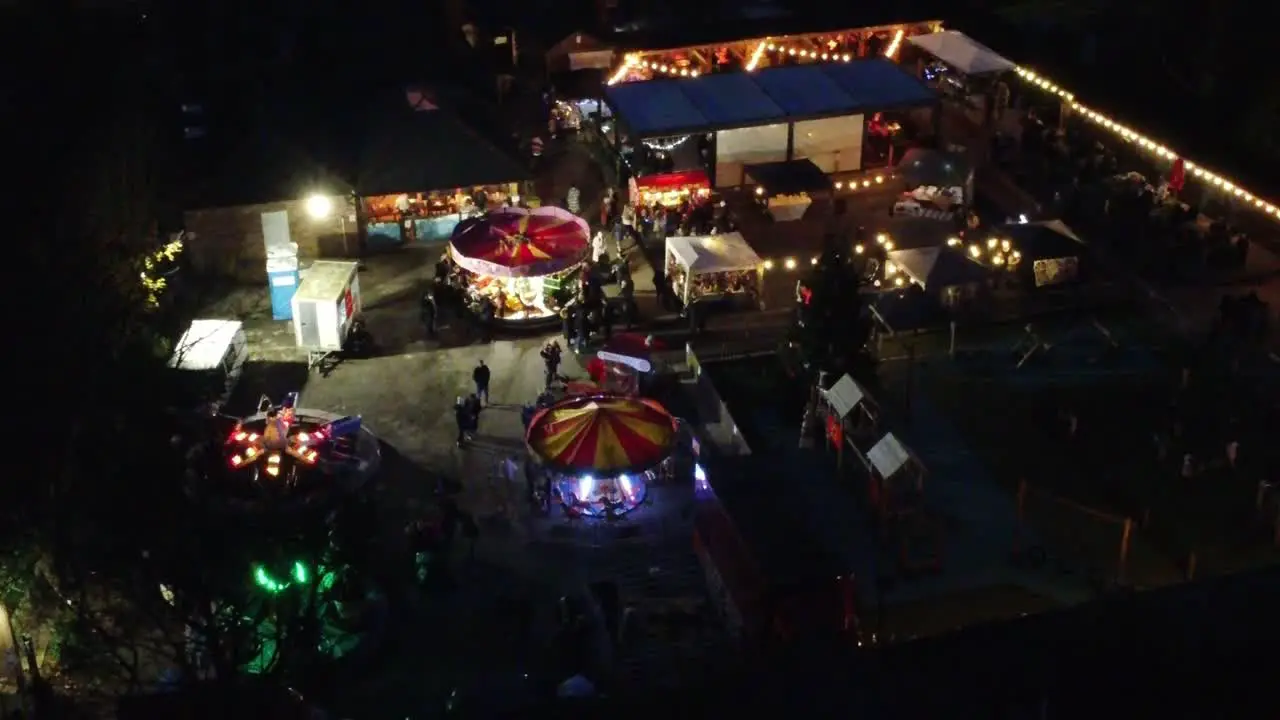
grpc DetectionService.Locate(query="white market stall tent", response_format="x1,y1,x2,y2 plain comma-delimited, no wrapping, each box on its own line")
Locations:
908,30,1016,75
664,233,764,304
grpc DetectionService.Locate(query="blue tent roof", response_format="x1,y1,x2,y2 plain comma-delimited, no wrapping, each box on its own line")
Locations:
605,80,708,138
605,60,937,138
753,65,863,117
820,58,937,110
678,72,786,128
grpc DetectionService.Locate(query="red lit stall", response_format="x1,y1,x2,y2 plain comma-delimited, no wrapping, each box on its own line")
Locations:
635,170,712,208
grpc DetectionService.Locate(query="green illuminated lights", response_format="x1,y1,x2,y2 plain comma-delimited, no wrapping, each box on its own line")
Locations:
252,561,333,594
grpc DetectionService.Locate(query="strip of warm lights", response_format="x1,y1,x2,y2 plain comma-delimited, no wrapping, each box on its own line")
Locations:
1014,67,1279,220
884,29,904,59
765,43,853,63
608,54,700,85
745,39,769,72
607,55,637,86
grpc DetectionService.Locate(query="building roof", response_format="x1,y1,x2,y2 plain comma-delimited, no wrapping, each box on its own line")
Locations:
607,9,944,53
605,60,936,137
356,93,532,196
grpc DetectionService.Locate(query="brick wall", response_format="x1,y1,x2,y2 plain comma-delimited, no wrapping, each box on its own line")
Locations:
183,197,359,282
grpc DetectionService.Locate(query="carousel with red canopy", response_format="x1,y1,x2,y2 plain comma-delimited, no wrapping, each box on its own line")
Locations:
201,392,382,512
525,393,679,517
448,206,590,322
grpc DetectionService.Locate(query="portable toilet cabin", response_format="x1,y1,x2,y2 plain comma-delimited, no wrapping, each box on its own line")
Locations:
291,261,362,357
167,319,249,411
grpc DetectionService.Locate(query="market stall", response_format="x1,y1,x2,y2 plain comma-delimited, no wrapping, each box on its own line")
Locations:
998,220,1086,286
885,246,991,307
168,319,248,412
664,232,764,305
892,148,972,222
525,394,679,517
592,332,664,395
635,170,712,207
746,159,833,222
448,207,590,323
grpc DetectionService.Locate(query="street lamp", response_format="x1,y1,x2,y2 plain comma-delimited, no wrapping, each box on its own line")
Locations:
305,194,332,220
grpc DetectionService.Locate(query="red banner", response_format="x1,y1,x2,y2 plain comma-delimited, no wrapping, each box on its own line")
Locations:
1169,157,1186,194
825,414,843,446
635,170,710,191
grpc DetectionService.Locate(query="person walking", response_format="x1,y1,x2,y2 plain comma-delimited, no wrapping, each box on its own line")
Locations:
420,289,438,339
454,396,469,447
473,360,491,406
542,340,563,389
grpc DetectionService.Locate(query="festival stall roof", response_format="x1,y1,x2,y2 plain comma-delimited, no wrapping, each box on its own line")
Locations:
907,30,1016,75
822,374,870,421
889,246,991,290
1000,220,1086,261
871,289,947,332
667,232,763,274
357,93,531,196
607,12,943,53
897,148,973,190
867,432,912,478
745,159,834,195
604,59,938,138
546,32,614,72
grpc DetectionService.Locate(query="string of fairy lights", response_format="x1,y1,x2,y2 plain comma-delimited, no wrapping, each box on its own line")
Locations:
1014,66,1279,222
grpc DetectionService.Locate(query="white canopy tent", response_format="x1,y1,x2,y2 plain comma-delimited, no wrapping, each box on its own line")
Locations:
823,374,868,421
908,31,1016,75
665,233,764,303
868,432,912,479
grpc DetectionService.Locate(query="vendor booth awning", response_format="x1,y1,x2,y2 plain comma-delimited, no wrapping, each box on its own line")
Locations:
871,289,948,332
868,432,912,478
897,148,973,191
526,395,678,475
358,96,531,196
888,246,991,290
907,30,1016,75
636,170,710,191
666,232,763,274
598,332,663,373
449,206,589,277
822,374,868,421
745,159,834,195
1000,220,1085,261
605,59,937,138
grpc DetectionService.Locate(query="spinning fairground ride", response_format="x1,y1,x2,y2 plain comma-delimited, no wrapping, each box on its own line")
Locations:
449,206,590,325
525,394,679,518
193,393,382,513
178,394,388,675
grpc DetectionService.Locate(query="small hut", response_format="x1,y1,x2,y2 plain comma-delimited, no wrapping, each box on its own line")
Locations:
819,374,880,471
861,432,926,523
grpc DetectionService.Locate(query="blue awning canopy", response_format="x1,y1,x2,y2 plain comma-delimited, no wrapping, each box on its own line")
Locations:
678,72,786,129
605,59,938,138
753,65,862,117
819,59,938,111
604,81,708,138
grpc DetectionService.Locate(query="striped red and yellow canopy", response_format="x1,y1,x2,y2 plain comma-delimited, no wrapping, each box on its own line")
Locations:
526,394,677,475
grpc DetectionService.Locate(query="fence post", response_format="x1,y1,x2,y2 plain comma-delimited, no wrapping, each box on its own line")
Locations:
1117,517,1133,586
1013,479,1027,555
949,321,957,357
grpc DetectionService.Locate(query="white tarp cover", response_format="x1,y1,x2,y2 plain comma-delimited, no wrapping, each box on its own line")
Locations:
868,432,911,478
823,374,867,420
666,233,763,275
169,319,243,371
908,31,1016,75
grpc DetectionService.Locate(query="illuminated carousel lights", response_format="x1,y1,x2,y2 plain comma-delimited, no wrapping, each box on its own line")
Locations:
1014,66,1280,221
